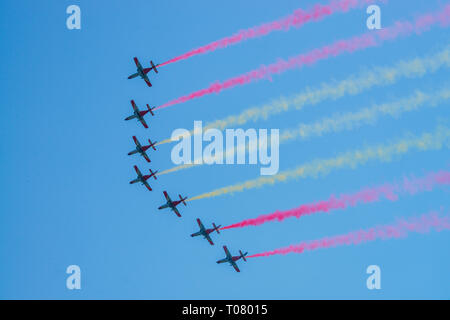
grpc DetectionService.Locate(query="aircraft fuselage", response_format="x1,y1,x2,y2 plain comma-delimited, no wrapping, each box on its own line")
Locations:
125,111,143,122
191,230,203,237
158,202,171,210
191,229,210,238
217,256,239,265
218,255,242,265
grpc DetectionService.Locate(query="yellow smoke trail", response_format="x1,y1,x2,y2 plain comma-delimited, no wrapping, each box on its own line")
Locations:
158,86,450,176
159,163,199,175
156,46,450,146
279,87,450,142
187,125,450,202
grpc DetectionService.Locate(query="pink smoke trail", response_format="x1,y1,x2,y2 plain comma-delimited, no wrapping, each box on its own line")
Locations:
159,0,381,67
248,211,450,258
221,171,450,230
156,5,450,110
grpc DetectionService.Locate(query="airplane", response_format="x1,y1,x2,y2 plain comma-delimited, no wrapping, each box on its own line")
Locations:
158,191,187,218
128,136,157,163
216,246,248,273
191,219,221,245
124,100,155,129
129,165,157,191
127,57,158,87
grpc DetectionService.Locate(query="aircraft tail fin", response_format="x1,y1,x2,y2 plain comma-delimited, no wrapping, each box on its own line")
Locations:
147,104,155,116
213,223,221,234
151,60,158,74
239,250,247,262
149,169,158,180
179,194,187,206
148,139,157,150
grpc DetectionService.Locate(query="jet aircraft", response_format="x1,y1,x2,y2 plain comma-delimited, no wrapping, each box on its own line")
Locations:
128,136,156,163
158,191,187,218
191,218,221,245
127,57,158,87
129,165,157,191
216,246,248,272
124,100,155,129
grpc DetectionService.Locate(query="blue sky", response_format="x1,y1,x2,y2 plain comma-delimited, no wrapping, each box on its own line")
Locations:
0,0,449,299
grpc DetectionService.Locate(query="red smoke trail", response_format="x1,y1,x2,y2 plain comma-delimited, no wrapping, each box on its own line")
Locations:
159,0,380,67
221,171,450,230
156,5,450,110
248,211,450,258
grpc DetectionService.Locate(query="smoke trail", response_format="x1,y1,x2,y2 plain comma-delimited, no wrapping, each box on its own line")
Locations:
156,47,450,146
157,86,450,176
159,0,381,67
156,6,450,110
248,211,450,258
187,125,450,201
278,87,450,142
158,163,198,176
221,170,450,230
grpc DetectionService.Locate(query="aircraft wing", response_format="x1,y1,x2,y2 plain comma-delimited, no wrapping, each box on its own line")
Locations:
134,57,143,70
143,180,152,191
205,233,214,246
139,117,149,129
196,218,205,231
143,74,152,87
231,261,240,273
223,246,232,259
142,152,151,163
163,191,171,202
171,206,181,217
131,100,138,112
134,165,142,178
133,136,142,148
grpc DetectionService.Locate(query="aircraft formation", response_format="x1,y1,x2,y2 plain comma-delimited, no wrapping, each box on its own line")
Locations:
125,57,247,272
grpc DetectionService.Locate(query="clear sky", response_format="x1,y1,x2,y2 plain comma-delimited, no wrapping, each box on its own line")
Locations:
0,0,449,299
